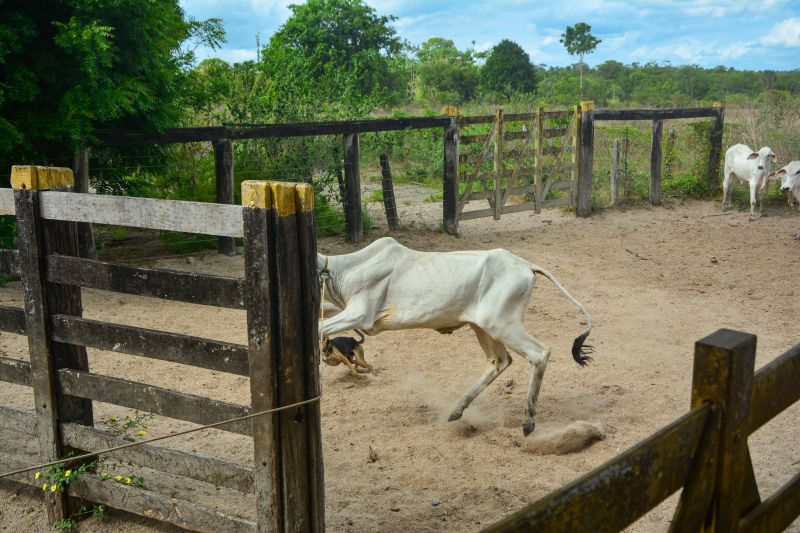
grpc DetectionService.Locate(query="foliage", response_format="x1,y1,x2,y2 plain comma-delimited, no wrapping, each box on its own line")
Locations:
414,38,479,104
560,22,601,99
480,40,536,99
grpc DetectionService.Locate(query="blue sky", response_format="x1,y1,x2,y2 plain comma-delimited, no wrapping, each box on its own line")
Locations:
181,0,800,71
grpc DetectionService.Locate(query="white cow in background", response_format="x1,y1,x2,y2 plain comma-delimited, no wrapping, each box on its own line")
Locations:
318,237,593,436
723,144,777,221
770,160,800,208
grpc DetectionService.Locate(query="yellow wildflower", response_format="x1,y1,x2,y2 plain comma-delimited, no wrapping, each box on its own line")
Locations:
125,477,132,484
35,472,41,480
115,475,122,481
50,485,57,492
42,483,48,491
137,430,146,436
64,470,71,477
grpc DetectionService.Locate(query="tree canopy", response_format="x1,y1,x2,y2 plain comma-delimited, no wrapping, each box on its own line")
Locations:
480,40,536,99
414,38,479,103
0,0,224,164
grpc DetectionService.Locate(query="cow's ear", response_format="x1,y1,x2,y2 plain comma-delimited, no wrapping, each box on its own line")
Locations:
769,169,785,181
770,153,778,163
317,253,328,273
747,152,759,160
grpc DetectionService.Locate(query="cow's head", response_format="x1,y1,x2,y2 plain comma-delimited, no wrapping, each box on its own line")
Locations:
769,161,800,208
748,146,777,175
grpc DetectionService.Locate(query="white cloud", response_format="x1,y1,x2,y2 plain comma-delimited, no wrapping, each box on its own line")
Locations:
541,36,558,46
218,48,259,63
718,42,751,59
761,17,800,47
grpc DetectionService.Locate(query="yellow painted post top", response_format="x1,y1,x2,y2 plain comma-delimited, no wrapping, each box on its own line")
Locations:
11,165,74,190
241,180,314,215
441,105,459,116
713,101,726,109
580,101,595,112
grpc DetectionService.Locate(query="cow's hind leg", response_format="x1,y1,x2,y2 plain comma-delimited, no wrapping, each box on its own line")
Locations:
497,329,551,436
722,171,733,211
448,325,511,423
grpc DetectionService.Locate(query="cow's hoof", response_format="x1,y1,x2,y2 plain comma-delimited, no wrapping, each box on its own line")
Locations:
794,234,800,241
522,421,535,437
447,411,462,422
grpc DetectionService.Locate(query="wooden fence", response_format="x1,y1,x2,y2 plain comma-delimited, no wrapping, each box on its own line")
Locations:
0,166,323,532
485,329,800,532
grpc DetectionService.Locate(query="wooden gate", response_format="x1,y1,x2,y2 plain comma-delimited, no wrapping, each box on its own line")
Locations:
456,107,579,221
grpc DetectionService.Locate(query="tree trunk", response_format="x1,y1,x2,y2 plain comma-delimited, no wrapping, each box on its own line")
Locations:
579,55,584,100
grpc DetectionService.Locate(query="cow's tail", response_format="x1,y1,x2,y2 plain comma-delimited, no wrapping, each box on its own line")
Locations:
531,266,594,366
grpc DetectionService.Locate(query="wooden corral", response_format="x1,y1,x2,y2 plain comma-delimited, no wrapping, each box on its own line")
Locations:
0,167,323,532
485,329,800,532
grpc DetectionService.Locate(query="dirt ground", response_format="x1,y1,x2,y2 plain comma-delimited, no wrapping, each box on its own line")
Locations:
1,198,798,532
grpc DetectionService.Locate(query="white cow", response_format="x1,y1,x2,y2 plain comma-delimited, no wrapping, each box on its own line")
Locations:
723,144,777,221
770,160,800,208
318,237,592,436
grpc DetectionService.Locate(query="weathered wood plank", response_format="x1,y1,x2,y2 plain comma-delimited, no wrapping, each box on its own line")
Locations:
708,104,725,190
0,405,36,435
458,207,496,221
50,315,249,375
442,122,459,235
57,369,252,435
650,120,663,206
738,472,800,533
94,117,451,146
0,356,31,386
576,103,594,217
550,180,574,191
39,190,244,238
71,148,98,260
542,128,569,139
0,188,13,215
484,405,710,532
457,115,496,126
593,107,719,121
460,134,489,145
747,343,800,434
59,421,255,494
46,255,245,309
493,109,503,220
611,138,621,205
0,249,20,276
213,138,236,256
534,107,544,213
0,305,26,334
540,197,573,208
68,474,256,533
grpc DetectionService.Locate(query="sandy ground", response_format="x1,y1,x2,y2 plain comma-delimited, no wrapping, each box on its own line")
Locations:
1,198,799,532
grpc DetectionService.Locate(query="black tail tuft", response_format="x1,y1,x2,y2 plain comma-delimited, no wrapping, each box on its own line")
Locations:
571,331,593,367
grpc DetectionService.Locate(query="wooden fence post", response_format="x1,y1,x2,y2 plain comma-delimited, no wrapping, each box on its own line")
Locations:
708,102,725,191
493,108,504,220
379,154,400,231
241,181,324,533
343,133,362,243
213,139,236,256
611,138,620,206
71,147,97,260
650,119,663,206
680,329,757,531
576,101,595,217
534,107,544,214
571,104,581,211
442,118,459,235
12,165,94,524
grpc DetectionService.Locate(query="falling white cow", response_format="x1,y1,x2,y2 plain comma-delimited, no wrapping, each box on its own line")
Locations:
318,237,592,436
723,144,777,221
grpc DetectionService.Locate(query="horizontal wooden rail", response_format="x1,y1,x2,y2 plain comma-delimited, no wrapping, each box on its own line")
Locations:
484,404,710,532
94,116,451,146
0,306,25,334
51,315,249,376
39,190,244,238
0,452,255,533
0,188,12,215
593,107,718,121
0,356,32,386
0,405,254,493
747,343,800,434
46,255,246,309
0,249,20,276
57,369,252,435
738,472,800,533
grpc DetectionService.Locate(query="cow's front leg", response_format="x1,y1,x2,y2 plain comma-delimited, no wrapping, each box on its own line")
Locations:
320,296,374,338
748,180,758,221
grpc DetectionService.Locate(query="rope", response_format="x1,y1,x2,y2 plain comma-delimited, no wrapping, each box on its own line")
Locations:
0,395,321,480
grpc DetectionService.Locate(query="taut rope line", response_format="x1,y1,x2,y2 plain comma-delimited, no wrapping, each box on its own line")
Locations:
0,395,321,480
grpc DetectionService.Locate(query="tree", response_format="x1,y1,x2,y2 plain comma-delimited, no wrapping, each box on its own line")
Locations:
479,40,536,99
264,0,403,102
560,22,601,99
0,1,224,165
414,38,479,103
